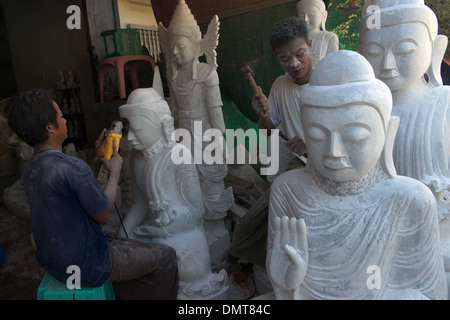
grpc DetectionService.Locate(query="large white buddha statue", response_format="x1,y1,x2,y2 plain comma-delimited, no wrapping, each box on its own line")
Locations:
360,0,449,221
117,88,228,300
360,0,450,288
297,0,339,68
266,50,447,300
158,0,233,261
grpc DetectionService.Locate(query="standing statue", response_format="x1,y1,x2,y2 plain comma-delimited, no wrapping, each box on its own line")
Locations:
360,0,450,285
266,50,447,300
117,88,228,300
297,0,339,68
158,0,234,261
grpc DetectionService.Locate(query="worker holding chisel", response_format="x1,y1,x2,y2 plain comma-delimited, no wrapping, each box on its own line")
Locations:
251,17,312,180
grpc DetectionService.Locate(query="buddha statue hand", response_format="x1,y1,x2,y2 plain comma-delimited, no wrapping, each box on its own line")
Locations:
268,216,308,295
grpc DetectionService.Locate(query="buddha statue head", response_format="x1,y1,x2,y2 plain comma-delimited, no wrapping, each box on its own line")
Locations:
300,50,398,185
119,88,174,155
297,0,328,33
360,0,447,90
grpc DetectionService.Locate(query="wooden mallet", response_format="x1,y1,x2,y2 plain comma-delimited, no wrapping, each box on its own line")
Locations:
240,63,269,117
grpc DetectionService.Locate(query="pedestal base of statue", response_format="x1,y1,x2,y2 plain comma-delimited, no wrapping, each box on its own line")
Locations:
204,219,231,262
133,224,229,300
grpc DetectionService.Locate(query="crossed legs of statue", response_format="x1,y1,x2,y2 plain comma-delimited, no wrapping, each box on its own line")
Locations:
107,237,179,300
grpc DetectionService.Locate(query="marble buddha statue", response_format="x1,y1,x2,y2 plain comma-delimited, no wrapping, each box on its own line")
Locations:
158,0,233,260
117,88,228,300
266,50,447,300
360,0,450,287
297,0,339,68
360,0,449,221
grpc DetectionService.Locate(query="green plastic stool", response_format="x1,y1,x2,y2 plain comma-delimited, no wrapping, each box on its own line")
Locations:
37,272,115,300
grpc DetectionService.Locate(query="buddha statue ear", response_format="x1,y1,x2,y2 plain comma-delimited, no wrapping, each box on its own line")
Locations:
427,34,448,87
321,10,327,31
381,116,399,177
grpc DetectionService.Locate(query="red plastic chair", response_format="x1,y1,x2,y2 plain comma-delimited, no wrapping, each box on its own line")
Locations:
98,54,156,102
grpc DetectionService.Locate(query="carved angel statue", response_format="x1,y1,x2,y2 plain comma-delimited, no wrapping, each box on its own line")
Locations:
158,0,234,261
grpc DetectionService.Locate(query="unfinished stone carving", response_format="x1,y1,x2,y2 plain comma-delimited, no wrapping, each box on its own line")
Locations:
360,0,450,292
297,0,339,68
158,0,234,261
266,50,447,300
118,88,229,300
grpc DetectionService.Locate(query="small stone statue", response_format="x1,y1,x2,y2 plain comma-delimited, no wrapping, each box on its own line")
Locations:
66,70,75,89
158,0,234,261
360,0,450,286
266,50,447,300
118,88,229,300
297,0,339,68
56,70,66,90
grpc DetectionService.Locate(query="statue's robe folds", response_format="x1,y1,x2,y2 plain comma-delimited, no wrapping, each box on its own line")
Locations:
267,166,448,300
310,30,339,68
391,86,450,220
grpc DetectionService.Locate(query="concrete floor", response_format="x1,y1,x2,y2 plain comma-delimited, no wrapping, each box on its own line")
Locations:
0,174,45,300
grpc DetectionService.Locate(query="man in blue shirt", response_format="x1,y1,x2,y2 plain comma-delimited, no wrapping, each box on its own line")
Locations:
5,89,178,299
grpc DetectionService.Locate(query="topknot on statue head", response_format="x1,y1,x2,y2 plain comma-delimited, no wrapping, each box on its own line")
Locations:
301,50,392,131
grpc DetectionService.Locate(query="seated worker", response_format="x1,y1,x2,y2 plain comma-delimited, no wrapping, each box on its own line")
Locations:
231,17,313,269
5,89,179,299
252,16,312,181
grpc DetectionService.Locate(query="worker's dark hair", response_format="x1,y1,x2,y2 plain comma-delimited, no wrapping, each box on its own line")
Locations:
5,89,58,146
269,17,309,51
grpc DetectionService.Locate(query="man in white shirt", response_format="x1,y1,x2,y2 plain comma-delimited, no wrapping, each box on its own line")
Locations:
231,17,314,268
252,17,313,180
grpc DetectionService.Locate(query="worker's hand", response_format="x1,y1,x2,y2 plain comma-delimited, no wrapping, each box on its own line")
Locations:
282,136,306,156
101,138,123,176
93,128,107,161
251,86,270,118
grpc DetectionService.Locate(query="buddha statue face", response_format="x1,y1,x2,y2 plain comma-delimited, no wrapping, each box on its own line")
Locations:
361,22,432,92
303,104,386,182
297,0,327,32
